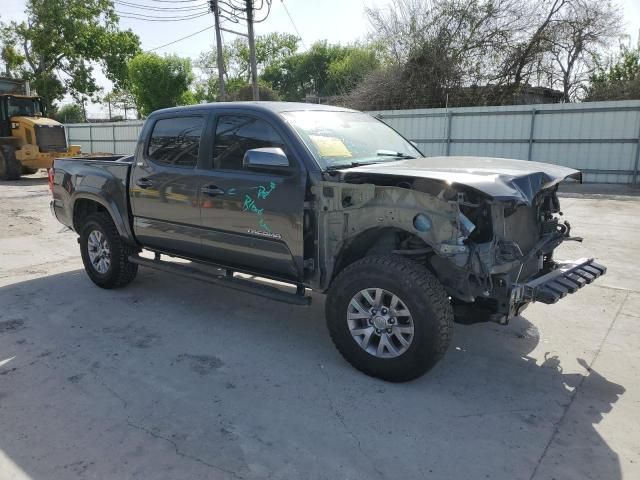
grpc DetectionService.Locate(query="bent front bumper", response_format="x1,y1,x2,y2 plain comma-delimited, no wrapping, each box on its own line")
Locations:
520,258,606,305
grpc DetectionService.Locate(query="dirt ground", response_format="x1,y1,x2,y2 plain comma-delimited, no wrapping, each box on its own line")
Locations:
1,173,639,480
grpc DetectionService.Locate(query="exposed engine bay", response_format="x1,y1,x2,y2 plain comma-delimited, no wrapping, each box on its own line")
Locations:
312,156,603,324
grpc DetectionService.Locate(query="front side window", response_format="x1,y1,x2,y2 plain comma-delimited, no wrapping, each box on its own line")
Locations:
213,115,288,170
147,116,204,168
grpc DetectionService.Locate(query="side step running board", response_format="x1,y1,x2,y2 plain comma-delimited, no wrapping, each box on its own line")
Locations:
129,255,311,306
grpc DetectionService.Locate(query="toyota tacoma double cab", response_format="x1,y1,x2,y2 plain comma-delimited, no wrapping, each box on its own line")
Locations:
50,102,605,382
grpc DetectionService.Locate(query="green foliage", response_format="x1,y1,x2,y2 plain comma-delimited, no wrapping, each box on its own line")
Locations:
193,78,218,104
53,103,84,123
261,41,379,101
327,45,380,94
198,32,299,101
127,53,194,116
103,89,137,119
232,83,280,101
0,0,141,112
0,44,24,73
587,48,640,101
199,35,378,102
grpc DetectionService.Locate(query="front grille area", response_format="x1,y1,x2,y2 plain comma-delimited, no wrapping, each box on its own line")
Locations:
35,125,67,152
502,205,546,281
503,206,540,254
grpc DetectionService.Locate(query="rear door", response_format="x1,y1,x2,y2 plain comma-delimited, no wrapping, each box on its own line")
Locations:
130,114,209,257
198,111,307,281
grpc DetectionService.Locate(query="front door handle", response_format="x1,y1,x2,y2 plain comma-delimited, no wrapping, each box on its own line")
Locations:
136,178,153,189
202,185,225,197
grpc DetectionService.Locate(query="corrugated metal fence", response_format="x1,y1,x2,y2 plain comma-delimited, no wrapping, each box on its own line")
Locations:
65,120,144,156
65,100,640,184
371,100,640,184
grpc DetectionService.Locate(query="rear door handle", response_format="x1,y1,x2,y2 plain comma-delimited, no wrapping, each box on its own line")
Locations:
202,185,225,197
136,178,153,189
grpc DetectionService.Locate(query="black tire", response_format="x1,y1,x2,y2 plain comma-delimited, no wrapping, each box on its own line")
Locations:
325,255,453,382
79,212,138,289
0,145,22,180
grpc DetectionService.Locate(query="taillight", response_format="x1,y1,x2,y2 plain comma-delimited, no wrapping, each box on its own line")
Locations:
47,168,54,193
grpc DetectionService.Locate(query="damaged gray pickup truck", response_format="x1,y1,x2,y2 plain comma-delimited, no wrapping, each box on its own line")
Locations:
50,102,605,382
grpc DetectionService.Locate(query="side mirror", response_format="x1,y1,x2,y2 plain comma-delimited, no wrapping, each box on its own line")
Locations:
243,147,289,169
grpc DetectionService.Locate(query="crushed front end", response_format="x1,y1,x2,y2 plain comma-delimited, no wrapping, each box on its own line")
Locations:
331,157,607,325
427,177,606,324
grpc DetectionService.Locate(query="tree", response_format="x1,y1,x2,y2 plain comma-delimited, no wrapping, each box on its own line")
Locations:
262,41,379,101
197,32,299,100
586,47,640,101
53,103,84,123
327,45,380,93
542,0,621,101
360,0,623,108
358,0,518,109
103,90,137,120
0,0,140,112
127,53,194,117
494,0,568,92
232,83,280,101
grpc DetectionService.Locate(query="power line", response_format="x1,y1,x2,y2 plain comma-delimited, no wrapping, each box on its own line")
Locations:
114,0,209,12
213,0,272,24
116,11,210,21
147,25,214,51
280,0,305,48
144,0,205,3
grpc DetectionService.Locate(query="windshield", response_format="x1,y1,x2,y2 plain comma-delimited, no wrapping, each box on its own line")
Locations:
281,110,422,170
8,97,42,117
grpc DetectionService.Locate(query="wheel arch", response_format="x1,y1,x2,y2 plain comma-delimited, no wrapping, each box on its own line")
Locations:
71,193,135,244
328,226,432,288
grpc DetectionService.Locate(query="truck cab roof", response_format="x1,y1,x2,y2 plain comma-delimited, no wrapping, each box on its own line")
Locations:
149,101,358,118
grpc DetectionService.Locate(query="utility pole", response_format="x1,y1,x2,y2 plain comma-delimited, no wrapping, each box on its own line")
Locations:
209,0,226,101
245,0,259,100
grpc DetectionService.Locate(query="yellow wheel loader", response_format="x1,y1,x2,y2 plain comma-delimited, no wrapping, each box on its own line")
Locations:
0,77,81,180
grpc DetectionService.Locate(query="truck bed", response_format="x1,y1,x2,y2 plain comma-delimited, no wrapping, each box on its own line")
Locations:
50,157,133,238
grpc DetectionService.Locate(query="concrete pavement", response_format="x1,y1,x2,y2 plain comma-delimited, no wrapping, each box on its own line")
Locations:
1,174,639,479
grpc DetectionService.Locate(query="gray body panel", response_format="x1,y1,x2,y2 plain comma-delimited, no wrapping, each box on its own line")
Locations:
341,156,581,205
51,159,135,243
53,102,317,284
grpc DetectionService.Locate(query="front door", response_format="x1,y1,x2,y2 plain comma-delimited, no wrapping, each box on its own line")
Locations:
130,114,207,257
199,113,306,281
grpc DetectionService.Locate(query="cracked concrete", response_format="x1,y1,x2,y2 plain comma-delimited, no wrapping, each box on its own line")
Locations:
1,173,639,479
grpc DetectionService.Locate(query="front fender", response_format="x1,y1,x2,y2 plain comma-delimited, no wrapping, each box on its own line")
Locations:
313,181,461,289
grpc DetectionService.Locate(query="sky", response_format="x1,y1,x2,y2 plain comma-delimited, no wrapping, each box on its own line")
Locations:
2,0,639,117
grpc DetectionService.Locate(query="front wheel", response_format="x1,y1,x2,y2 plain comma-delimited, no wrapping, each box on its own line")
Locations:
79,212,138,289
325,255,453,382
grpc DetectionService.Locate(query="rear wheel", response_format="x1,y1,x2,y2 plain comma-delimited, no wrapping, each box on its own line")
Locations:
79,212,138,289
326,255,453,382
0,145,21,180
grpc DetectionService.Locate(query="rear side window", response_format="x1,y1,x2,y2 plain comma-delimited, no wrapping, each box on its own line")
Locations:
147,116,204,168
214,115,288,170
